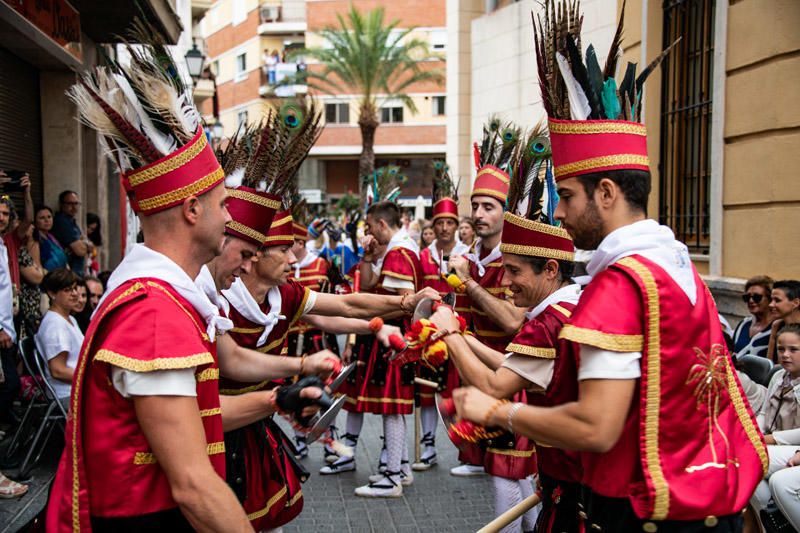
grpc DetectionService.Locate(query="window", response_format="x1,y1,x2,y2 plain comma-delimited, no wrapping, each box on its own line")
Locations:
211,60,219,76
237,110,248,129
236,53,247,74
381,106,404,124
325,103,350,124
232,0,246,26
432,96,446,116
430,30,447,52
658,0,715,254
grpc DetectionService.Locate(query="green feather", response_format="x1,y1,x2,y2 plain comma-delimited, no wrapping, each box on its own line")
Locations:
585,45,605,117
601,79,621,120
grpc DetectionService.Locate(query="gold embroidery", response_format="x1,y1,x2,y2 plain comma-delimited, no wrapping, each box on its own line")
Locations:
724,357,769,476
471,188,507,201
220,381,269,395
226,188,281,209
138,167,224,212
548,120,647,136
559,325,644,352
486,447,536,457
288,490,303,506
230,326,265,334
382,271,415,282
95,349,213,372
269,214,293,227
196,368,219,382
128,133,209,186
476,166,511,184
226,221,266,244
551,304,572,318
350,395,414,405
499,243,575,261
199,407,222,417
502,213,572,238
264,233,294,243
554,154,650,177
134,441,225,464
506,344,556,359
616,256,669,520
247,486,287,520
290,289,311,328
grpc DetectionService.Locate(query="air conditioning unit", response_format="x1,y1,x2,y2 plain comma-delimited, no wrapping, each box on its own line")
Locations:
261,5,281,22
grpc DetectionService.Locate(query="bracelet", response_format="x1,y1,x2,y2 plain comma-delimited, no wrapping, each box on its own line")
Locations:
299,355,307,375
506,402,524,433
400,293,411,314
483,398,508,428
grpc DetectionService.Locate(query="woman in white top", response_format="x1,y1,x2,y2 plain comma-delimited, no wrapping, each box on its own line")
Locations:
35,268,84,405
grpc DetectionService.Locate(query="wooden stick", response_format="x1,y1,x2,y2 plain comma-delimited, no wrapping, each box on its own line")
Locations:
414,377,439,389
414,405,421,463
476,493,541,533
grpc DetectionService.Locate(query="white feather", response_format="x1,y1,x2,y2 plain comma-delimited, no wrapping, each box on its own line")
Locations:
328,439,353,458
113,73,176,156
256,180,268,192
556,52,591,120
225,168,245,188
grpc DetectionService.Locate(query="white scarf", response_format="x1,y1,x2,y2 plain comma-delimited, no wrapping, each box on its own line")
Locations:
98,244,233,340
293,249,318,279
222,277,285,347
428,241,470,275
464,239,502,277
578,219,697,304
195,265,231,318
373,228,420,274
525,284,582,320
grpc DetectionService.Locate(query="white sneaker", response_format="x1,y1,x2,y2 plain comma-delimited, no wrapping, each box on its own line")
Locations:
355,474,403,498
320,455,355,475
412,446,438,471
369,470,413,486
450,464,486,477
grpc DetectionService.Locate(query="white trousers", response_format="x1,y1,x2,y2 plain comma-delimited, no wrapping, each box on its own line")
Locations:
751,445,800,529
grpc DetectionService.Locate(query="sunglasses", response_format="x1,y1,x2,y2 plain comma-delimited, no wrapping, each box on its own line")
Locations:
741,293,764,304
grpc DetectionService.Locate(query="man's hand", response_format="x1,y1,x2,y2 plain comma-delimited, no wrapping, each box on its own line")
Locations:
411,287,441,308
375,323,402,347
788,451,800,467
303,349,340,378
341,343,353,365
448,255,471,280
361,235,379,262
20,174,30,193
452,386,503,426
430,306,461,332
296,387,323,419
0,330,12,349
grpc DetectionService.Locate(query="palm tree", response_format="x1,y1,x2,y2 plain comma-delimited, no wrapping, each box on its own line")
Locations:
290,6,444,185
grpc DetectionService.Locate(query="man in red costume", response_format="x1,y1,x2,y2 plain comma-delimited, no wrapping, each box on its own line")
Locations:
451,6,767,530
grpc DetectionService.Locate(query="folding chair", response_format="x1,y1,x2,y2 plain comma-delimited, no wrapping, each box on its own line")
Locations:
738,354,774,387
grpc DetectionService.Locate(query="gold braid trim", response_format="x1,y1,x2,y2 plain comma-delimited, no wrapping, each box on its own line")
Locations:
264,233,294,243
257,332,288,354
138,167,224,212
548,120,647,136
506,344,556,359
550,304,573,318
199,407,222,418
476,166,511,184
554,154,650,177
559,325,644,352
269,214,293,227
226,221,266,244
230,326,265,334
226,188,281,209
486,447,536,458
95,350,213,372
288,490,303,506
196,368,219,382
499,243,575,261
134,441,226,465
128,133,209,186
382,271,415,282
502,212,572,239
221,381,270,395
616,256,669,520
351,395,414,405
724,355,770,476
247,486,288,520
471,188,507,202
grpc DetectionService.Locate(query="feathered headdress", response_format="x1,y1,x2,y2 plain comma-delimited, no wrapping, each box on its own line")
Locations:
500,123,574,262
363,165,407,209
291,197,310,241
533,0,678,182
471,116,520,205
66,19,222,215
431,160,460,223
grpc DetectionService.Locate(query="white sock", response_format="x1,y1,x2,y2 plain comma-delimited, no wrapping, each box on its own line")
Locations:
345,411,364,439
421,406,438,440
383,414,406,474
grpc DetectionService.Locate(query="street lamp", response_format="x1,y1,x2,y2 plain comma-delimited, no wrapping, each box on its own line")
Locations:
212,120,224,141
184,42,205,80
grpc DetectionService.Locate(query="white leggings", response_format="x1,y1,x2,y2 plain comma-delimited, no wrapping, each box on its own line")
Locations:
752,445,800,530
492,475,540,533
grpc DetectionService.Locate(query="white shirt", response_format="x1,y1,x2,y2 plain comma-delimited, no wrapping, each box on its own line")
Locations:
35,311,84,399
0,238,16,343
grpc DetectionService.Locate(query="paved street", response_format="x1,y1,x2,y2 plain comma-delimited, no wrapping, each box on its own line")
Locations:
279,411,497,532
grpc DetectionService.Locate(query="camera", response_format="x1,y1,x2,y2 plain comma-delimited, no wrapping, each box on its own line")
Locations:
0,170,27,192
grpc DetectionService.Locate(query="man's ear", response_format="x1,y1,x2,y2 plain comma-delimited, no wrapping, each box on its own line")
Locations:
595,177,619,209
544,258,560,280
182,196,202,225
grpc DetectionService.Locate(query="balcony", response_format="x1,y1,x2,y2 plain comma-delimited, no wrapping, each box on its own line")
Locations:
259,62,307,97
258,2,306,35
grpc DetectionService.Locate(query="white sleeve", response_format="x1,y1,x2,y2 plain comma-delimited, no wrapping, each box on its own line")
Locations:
37,323,71,361
501,354,554,391
382,276,415,291
111,367,198,398
301,290,319,317
578,345,642,380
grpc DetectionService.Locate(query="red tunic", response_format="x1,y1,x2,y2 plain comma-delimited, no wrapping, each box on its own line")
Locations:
287,255,338,357
560,255,767,521
349,247,421,415
417,246,462,406
465,249,537,479
221,279,310,530
46,279,224,532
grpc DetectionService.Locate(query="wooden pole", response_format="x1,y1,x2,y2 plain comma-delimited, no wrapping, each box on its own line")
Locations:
476,493,541,533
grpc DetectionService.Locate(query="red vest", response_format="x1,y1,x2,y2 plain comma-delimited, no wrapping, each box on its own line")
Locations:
467,252,513,352
560,255,767,520
377,247,422,295
511,301,582,484
46,279,224,532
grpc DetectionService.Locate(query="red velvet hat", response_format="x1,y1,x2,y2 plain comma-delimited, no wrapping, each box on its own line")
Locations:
123,129,224,216
264,210,294,247
225,186,281,246
500,213,574,261
292,221,309,241
471,165,509,205
432,198,459,222
548,119,649,182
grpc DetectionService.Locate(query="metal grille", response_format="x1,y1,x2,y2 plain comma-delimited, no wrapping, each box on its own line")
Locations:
658,0,715,254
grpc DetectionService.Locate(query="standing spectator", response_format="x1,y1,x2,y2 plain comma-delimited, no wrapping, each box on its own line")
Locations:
72,277,91,333
35,268,83,408
734,275,775,358
18,222,46,335
84,275,103,309
767,280,800,362
458,216,476,247
34,205,68,271
266,49,279,84
86,212,102,275
0,194,20,429
420,222,435,248
51,190,92,275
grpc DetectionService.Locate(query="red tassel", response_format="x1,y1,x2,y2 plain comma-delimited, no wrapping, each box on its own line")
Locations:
368,317,384,333
473,142,481,170
388,334,406,351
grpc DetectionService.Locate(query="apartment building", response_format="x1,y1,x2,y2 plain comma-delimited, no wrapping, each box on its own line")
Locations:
199,0,446,209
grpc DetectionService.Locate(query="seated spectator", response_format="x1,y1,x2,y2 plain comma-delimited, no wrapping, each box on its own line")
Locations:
34,205,68,271
52,190,92,275
751,325,800,526
72,277,91,333
733,275,774,358
84,275,103,310
767,280,800,362
458,217,476,247
0,471,27,499
35,268,83,406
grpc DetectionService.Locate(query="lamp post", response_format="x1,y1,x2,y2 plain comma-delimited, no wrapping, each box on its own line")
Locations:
184,41,205,81
211,120,224,149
